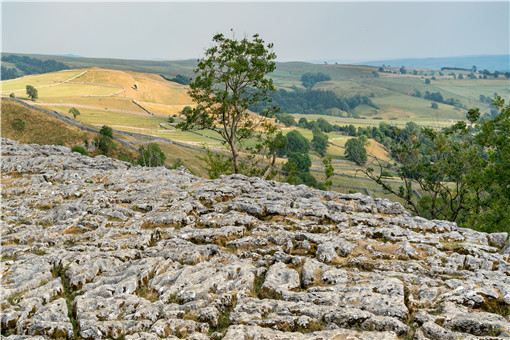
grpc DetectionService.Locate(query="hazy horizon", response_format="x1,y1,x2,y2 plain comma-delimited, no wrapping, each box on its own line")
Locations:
2,2,509,63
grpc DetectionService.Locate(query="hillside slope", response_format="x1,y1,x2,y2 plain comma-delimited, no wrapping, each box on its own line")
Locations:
1,99,96,146
1,138,509,339
1,99,138,160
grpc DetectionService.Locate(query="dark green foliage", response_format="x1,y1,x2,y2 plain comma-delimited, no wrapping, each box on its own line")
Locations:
276,113,296,127
71,145,89,156
311,129,329,157
161,74,191,85
323,156,334,189
283,152,320,188
1,55,68,76
69,107,80,119
279,130,309,156
11,118,25,133
250,89,378,116
177,33,277,174
431,102,438,109
425,78,431,84
96,136,116,156
286,152,311,173
138,143,166,167
1,65,20,80
95,126,116,156
168,117,175,123
197,148,234,179
99,125,114,138
362,97,510,233
301,72,331,89
400,66,406,74
298,117,308,129
424,91,443,103
345,137,367,165
347,124,357,136
9,93,15,98
25,85,38,101
465,97,510,232
316,118,333,132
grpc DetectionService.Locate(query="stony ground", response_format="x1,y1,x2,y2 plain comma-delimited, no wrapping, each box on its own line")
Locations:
1,138,509,340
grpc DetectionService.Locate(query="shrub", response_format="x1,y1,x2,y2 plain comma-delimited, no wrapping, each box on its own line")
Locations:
138,143,166,167
99,125,113,138
11,118,25,133
71,145,89,156
9,93,15,98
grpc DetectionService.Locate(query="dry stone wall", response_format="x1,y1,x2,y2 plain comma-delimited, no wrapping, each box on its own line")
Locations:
1,138,509,339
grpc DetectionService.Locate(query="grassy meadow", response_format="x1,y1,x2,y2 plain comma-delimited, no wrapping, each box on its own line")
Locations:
2,54,506,203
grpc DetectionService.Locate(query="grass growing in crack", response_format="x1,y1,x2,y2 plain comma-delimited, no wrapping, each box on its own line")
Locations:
208,294,237,337
52,265,81,340
251,274,265,298
481,297,510,317
7,290,27,305
1,255,17,262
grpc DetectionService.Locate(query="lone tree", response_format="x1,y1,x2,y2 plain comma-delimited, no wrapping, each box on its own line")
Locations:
69,107,80,119
345,136,367,165
138,143,166,167
26,85,38,101
177,33,277,174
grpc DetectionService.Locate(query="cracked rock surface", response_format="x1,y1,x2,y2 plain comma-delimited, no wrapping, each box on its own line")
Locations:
1,138,510,339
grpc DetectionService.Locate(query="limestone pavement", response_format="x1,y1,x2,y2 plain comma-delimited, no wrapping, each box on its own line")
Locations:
1,138,509,339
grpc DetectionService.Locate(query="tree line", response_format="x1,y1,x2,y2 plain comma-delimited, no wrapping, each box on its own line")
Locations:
251,89,378,116
355,97,509,233
1,55,68,80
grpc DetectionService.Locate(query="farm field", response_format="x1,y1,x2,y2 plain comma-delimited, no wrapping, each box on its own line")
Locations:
0,70,85,92
2,55,505,204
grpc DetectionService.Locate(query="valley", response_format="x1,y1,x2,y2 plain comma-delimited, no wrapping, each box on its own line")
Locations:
1,55,509,205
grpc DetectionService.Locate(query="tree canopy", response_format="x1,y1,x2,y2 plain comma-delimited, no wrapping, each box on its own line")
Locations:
311,129,329,157
138,143,166,167
177,33,277,174
361,97,510,233
25,85,38,101
69,107,80,119
278,130,310,156
301,72,331,89
345,137,367,165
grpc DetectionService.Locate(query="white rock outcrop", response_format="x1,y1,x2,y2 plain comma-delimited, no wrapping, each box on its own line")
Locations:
1,138,509,339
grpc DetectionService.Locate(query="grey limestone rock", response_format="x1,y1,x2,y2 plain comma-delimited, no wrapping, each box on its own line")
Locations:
261,261,300,297
2,138,510,339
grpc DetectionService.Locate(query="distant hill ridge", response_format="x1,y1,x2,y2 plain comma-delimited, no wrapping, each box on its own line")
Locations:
354,54,510,72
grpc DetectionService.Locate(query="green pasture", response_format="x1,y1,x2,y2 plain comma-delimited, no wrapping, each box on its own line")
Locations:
315,79,390,98
43,96,146,113
372,94,466,122
0,70,84,92
151,130,224,145
46,106,166,130
35,84,120,98
433,79,510,102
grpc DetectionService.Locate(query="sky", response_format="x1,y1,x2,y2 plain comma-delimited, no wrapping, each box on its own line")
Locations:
2,1,509,63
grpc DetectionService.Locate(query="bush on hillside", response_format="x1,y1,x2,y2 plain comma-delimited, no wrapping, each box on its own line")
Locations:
71,145,89,156
11,118,26,133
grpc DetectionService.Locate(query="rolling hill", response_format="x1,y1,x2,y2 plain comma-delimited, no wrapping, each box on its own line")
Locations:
2,53,508,203
3,53,508,127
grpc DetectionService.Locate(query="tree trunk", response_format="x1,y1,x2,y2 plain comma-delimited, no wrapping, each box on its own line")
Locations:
230,141,239,174
262,151,277,180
